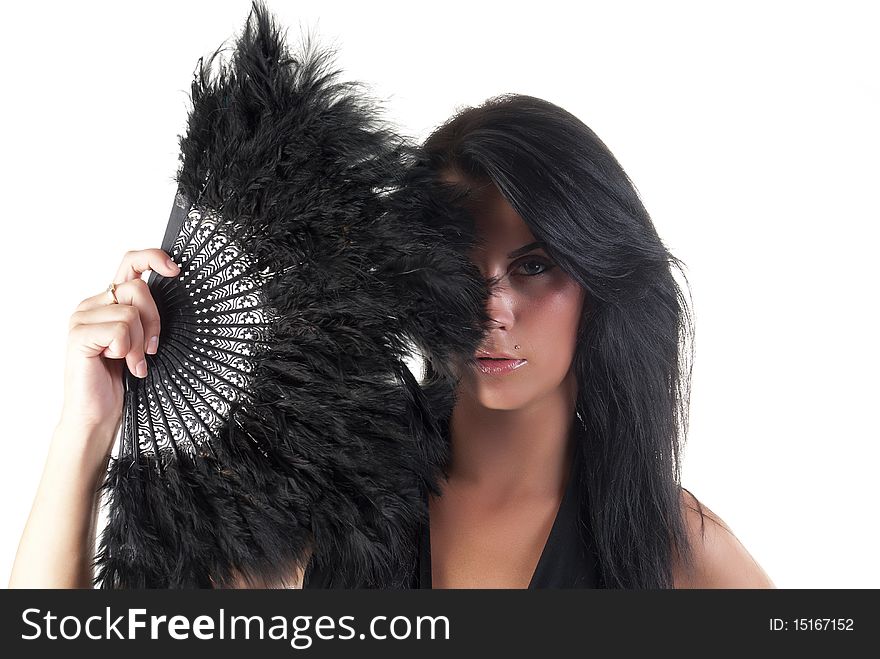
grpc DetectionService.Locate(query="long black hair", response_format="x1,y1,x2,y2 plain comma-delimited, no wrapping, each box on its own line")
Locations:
418,93,704,588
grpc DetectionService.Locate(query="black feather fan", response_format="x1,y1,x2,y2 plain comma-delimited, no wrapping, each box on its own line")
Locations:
92,1,491,588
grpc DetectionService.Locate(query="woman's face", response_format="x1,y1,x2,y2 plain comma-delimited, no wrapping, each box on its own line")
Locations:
451,175,587,412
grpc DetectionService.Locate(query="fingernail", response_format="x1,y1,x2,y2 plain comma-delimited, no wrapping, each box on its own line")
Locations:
146,336,159,354
167,258,180,272
135,360,147,378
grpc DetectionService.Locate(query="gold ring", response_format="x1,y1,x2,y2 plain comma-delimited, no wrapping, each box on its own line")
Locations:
107,281,119,304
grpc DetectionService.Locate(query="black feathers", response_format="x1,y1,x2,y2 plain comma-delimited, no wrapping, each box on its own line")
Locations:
93,1,490,588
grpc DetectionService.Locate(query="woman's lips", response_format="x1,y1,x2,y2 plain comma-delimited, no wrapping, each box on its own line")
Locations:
475,358,528,375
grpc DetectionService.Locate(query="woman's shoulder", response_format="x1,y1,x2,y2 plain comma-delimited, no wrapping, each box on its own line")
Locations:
672,488,776,589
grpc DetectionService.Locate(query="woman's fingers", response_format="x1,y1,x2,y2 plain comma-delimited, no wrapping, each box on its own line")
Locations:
72,279,162,357
70,303,147,378
119,278,162,355
68,248,182,379
113,248,180,284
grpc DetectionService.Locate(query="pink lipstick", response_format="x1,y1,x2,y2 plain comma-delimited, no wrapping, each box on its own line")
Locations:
475,357,528,375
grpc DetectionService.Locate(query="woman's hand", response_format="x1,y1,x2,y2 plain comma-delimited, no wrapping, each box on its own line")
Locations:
9,248,181,588
58,249,180,464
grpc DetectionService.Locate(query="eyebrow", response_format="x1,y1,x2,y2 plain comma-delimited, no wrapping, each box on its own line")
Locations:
507,241,546,259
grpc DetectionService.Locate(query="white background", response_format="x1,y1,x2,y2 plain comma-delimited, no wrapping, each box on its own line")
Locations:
1,0,877,588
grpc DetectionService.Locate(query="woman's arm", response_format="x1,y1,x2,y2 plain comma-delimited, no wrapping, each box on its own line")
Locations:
8,420,116,588
9,418,312,590
10,246,314,589
8,249,180,588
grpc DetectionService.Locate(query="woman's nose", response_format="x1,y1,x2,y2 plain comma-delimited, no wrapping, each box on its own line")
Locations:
484,276,515,331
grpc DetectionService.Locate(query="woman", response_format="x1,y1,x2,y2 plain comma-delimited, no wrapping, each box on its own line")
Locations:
8,94,774,589
404,94,774,589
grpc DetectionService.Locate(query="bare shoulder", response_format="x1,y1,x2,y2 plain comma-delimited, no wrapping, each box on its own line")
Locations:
672,488,776,589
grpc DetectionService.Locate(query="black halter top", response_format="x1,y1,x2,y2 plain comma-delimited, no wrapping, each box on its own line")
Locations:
302,439,599,589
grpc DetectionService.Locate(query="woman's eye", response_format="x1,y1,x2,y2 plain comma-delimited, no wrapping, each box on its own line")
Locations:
515,257,554,276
